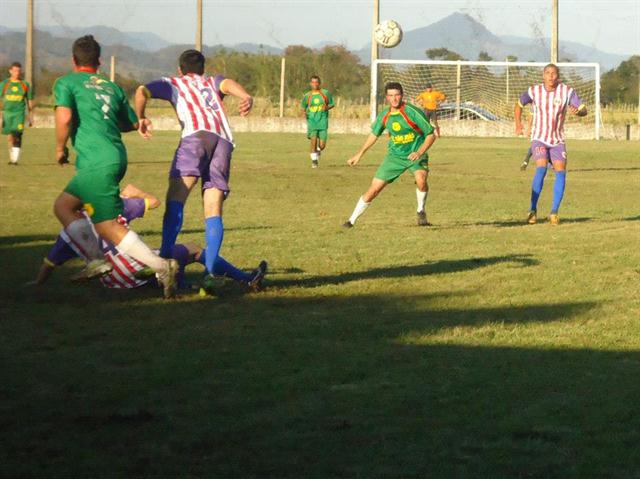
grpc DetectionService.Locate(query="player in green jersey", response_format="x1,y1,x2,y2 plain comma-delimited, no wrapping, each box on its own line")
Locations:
343,82,436,228
300,75,334,168
52,35,178,298
1,62,34,165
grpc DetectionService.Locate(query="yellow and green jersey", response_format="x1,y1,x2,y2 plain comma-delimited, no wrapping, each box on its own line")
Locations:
1,78,32,114
372,102,434,159
53,71,137,169
301,88,334,130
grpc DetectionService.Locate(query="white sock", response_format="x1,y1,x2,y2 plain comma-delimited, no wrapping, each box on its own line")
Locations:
117,230,166,272
10,147,20,163
416,189,428,213
348,196,370,224
65,218,103,260
310,152,318,161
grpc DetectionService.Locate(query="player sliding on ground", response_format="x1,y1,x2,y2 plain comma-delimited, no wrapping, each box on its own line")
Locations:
300,75,334,168
343,82,436,228
52,35,178,298
34,184,264,291
1,62,34,165
134,49,267,295
515,63,587,225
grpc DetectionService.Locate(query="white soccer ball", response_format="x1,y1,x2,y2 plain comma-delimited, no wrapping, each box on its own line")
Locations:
374,20,403,48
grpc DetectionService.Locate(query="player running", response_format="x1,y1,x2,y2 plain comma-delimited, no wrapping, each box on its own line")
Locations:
515,63,587,225
415,83,445,137
52,35,178,298
343,82,436,228
300,75,334,168
34,184,265,292
133,49,267,295
1,62,34,165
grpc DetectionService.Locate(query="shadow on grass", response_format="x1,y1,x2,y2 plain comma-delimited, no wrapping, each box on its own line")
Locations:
269,254,538,289
572,166,640,173
454,217,594,228
623,215,640,222
4,290,637,477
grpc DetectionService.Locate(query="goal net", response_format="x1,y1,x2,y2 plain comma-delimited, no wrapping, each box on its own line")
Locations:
372,60,601,140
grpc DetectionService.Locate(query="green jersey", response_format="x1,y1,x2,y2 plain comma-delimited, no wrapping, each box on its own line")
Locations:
371,103,434,159
0,78,32,113
301,88,334,130
53,71,137,169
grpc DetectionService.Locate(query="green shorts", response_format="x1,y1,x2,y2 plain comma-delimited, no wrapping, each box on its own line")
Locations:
64,163,126,223
374,154,429,184
307,128,328,142
2,112,25,136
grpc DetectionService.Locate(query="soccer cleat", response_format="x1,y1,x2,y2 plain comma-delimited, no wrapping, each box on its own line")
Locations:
342,221,354,229
311,159,319,168
248,260,268,292
520,161,529,171
133,266,155,279
157,259,179,299
550,213,560,226
527,211,537,225
70,259,113,282
417,211,431,226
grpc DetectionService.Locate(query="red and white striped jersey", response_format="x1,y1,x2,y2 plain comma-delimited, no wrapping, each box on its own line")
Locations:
144,74,233,143
519,83,583,146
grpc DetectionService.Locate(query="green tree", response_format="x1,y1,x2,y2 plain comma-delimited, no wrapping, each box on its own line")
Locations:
478,51,493,61
601,55,640,104
425,48,466,61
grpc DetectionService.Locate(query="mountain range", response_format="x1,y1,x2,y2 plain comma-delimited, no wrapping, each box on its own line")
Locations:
0,13,630,81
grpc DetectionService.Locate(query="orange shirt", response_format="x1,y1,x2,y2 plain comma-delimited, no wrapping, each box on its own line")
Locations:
416,90,446,110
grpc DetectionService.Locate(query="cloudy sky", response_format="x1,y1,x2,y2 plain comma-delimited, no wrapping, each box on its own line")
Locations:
1,0,638,55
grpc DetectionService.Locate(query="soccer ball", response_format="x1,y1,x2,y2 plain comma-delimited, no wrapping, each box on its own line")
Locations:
374,20,403,48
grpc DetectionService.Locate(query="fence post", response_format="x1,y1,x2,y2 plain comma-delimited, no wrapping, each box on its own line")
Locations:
455,62,461,121
279,57,286,118
110,56,116,82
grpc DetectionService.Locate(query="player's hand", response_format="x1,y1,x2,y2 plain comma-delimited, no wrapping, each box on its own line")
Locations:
515,124,524,136
569,105,580,116
347,155,360,167
56,147,69,166
138,118,153,139
408,152,421,161
238,96,253,116
28,114,34,127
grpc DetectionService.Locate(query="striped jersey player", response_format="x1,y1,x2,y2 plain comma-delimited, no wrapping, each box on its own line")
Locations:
134,50,267,294
515,63,587,226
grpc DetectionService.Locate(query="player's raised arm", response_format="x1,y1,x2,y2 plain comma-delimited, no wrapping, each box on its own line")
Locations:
219,79,253,116
348,134,379,166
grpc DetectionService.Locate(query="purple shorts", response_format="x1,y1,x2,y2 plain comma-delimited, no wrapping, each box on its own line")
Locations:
170,131,234,192
531,141,567,163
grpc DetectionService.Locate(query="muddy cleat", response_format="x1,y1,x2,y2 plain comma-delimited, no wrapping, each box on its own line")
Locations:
417,211,431,226
70,259,113,282
342,221,354,229
157,259,178,299
527,211,537,225
248,260,268,292
311,159,319,168
549,213,560,226
200,273,223,296
520,161,529,171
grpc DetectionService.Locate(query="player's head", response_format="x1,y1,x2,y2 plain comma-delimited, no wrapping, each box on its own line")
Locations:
425,83,433,91
8,62,22,79
179,50,205,76
310,75,321,90
72,35,101,69
543,63,560,89
385,82,403,108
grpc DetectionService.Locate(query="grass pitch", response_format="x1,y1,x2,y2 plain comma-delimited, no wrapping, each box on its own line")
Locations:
1,129,639,478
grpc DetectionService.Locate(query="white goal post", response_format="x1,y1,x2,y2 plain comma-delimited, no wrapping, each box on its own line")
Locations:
371,59,601,140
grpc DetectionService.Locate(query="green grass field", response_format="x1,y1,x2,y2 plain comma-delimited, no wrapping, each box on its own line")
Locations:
1,129,639,478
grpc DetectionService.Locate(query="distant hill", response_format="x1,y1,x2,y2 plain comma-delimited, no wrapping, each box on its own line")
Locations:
357,13,628,71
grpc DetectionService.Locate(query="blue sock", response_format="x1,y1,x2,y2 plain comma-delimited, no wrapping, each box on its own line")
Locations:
198,251,251,283
551,171,566,213
204,216,224,275
530,167,547,212
160,201,184,258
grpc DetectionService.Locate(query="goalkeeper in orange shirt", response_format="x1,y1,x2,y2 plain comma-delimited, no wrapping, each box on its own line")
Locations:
415,83,446,137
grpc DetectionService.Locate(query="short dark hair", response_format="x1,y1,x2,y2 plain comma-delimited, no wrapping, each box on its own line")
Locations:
544,63,559,74
385,82,403,95
10,62,22,69
179,49,205,75
72,35,101,67
310,75,321,82
425,83,433,88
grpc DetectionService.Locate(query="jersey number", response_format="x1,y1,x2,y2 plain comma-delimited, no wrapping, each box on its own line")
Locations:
95,93,111,119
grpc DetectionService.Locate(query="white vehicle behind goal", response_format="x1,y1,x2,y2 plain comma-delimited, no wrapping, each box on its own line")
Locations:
371,59,601,140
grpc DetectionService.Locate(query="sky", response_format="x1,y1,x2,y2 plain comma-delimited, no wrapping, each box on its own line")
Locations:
1,0,638,56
